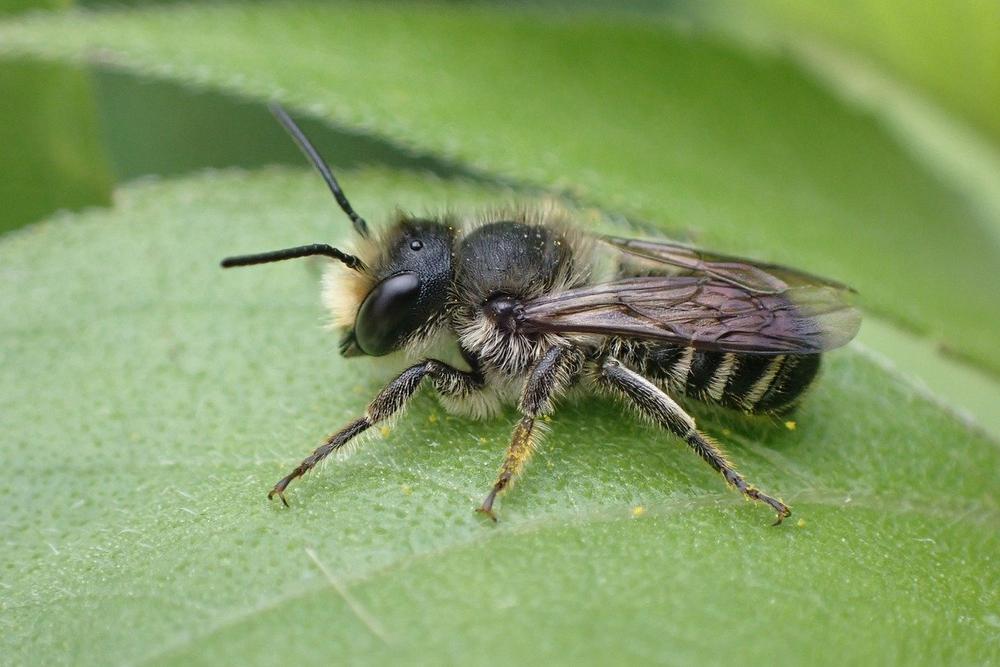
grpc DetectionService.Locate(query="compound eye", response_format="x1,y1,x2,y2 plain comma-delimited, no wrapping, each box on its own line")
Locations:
354,271,421,356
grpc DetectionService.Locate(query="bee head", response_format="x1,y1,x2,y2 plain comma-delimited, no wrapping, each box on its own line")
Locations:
340,218,454,357
220,104,459,359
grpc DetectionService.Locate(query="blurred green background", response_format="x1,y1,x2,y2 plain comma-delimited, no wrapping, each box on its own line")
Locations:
1,1,998,665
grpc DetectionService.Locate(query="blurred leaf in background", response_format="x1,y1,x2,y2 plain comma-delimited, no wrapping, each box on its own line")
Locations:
91,71,478,181
701,0,1000,147
0,58,112,233
0,0,67,15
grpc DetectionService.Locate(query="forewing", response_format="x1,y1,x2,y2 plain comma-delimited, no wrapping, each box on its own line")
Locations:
521,276,860,354
603,235,852,295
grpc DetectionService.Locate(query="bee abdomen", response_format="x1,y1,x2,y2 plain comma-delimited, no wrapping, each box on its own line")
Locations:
612,341,820,415
751,354,820,414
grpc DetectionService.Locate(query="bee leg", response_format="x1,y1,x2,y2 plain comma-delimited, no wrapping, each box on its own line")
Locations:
596,357,791,525
269,359,483,505
477,416,536,522
477,345,583,521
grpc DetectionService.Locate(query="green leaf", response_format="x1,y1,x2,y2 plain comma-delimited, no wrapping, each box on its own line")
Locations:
704,0,1000,147
0,2,998,376
0,0,68,16
2,169,997,665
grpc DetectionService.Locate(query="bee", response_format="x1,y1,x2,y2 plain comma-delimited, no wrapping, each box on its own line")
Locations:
222,105,861,524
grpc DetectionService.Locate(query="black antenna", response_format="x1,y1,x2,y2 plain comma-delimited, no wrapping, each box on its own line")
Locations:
270,103,371,238
221,244,366,272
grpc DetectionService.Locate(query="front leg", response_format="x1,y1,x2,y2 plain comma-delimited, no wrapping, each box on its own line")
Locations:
269,358,483,505
478,345,584,521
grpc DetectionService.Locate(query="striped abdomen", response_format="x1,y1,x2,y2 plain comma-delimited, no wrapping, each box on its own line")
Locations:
607,340,820,415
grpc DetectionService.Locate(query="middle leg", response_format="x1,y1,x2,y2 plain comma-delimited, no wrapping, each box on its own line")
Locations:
477,345,584,520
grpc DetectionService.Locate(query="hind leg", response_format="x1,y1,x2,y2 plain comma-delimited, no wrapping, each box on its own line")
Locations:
596,357,790,524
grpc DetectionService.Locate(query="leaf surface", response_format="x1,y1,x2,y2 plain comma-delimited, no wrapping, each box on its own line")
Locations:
1,170,997,665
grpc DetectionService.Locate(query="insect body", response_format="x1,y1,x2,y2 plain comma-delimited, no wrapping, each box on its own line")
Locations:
222,105,861,524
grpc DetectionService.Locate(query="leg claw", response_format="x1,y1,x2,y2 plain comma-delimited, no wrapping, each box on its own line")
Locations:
769,502,792,526
476,506,498,522
743,485,791,526
267,487,290,507
268,470,300,508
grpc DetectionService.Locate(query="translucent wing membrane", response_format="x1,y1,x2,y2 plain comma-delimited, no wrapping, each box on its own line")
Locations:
521,276,860,354
602,236,853,295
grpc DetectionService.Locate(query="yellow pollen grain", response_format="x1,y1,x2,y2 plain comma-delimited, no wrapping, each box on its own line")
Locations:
722,428,732,437
631,505,646,518
785,420,797,431
401,484,412,496
428,413,438,424
796,518,806,528
379,426,391,438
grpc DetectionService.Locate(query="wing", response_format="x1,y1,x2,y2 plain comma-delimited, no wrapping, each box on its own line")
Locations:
520,275,860,354
602,235,853,295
